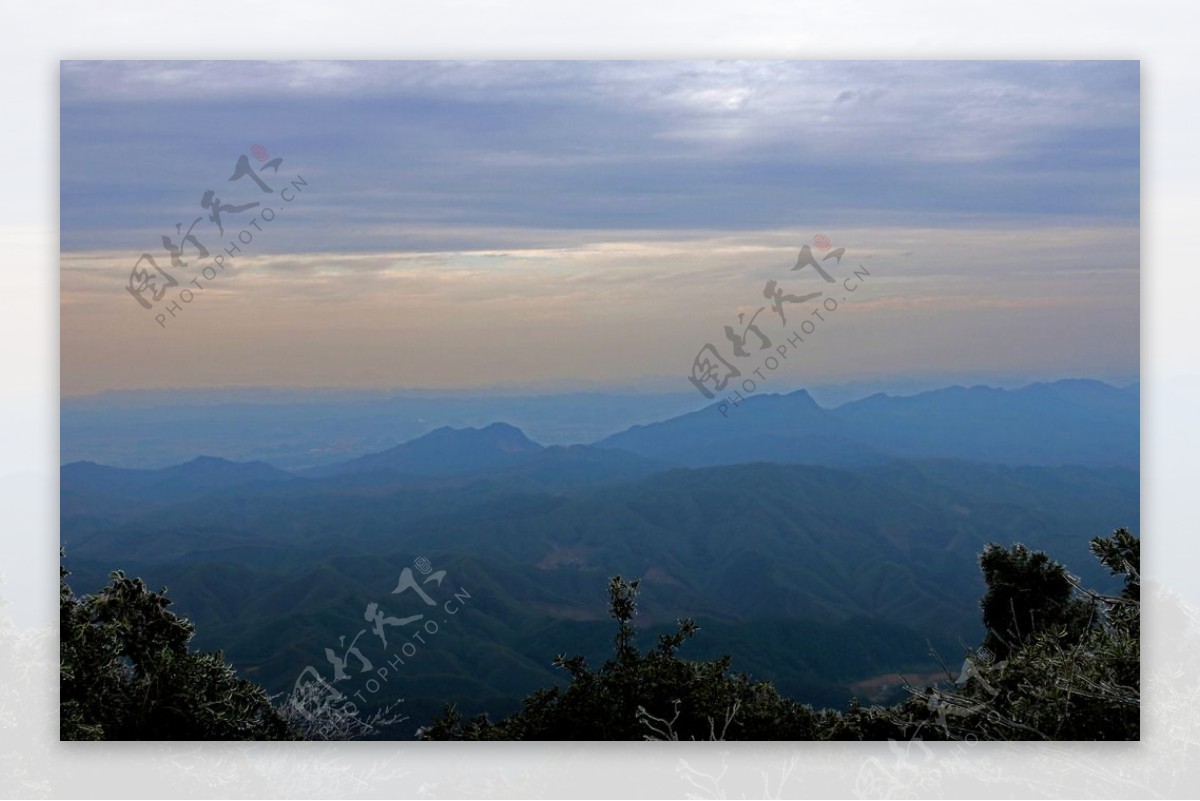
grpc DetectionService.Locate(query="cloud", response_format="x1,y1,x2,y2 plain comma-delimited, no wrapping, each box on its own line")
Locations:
58,61,1139,393
60,222,1138,391
60,61,1138,255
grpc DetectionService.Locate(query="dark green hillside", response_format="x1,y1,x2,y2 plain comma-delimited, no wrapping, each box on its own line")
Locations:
62,458,1136,734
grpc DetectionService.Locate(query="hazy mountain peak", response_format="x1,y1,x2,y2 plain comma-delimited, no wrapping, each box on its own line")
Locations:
159,456,292,484
310,421,543,478
598,378,1136,469
417,422,540,450
179,455,239,467
785,388,820,406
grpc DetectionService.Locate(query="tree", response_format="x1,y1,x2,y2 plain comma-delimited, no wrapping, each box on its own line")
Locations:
421,528,1140,742
977,541,1094,659
897,530,1140,741
420,576,831,740
60,558,296,740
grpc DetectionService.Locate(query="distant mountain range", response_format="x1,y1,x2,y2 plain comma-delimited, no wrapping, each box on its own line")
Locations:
60,389,706,471
63,456,291,499
305,422,544,478
597,379,1138,469
70,378,1137,486
59,378,1140,735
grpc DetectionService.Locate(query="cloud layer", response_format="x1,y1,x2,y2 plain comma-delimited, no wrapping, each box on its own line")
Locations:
59,61,1139,394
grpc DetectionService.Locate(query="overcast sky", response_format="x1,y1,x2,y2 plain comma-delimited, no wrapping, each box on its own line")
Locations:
60,60,1139,396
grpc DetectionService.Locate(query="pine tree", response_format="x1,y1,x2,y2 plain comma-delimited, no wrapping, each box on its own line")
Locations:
60,556,296,740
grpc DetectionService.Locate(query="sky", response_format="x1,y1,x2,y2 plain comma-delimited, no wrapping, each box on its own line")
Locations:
59,60,1140,396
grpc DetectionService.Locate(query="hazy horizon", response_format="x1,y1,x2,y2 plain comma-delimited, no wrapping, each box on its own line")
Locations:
61,373,1138,471
61,371,1139,403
